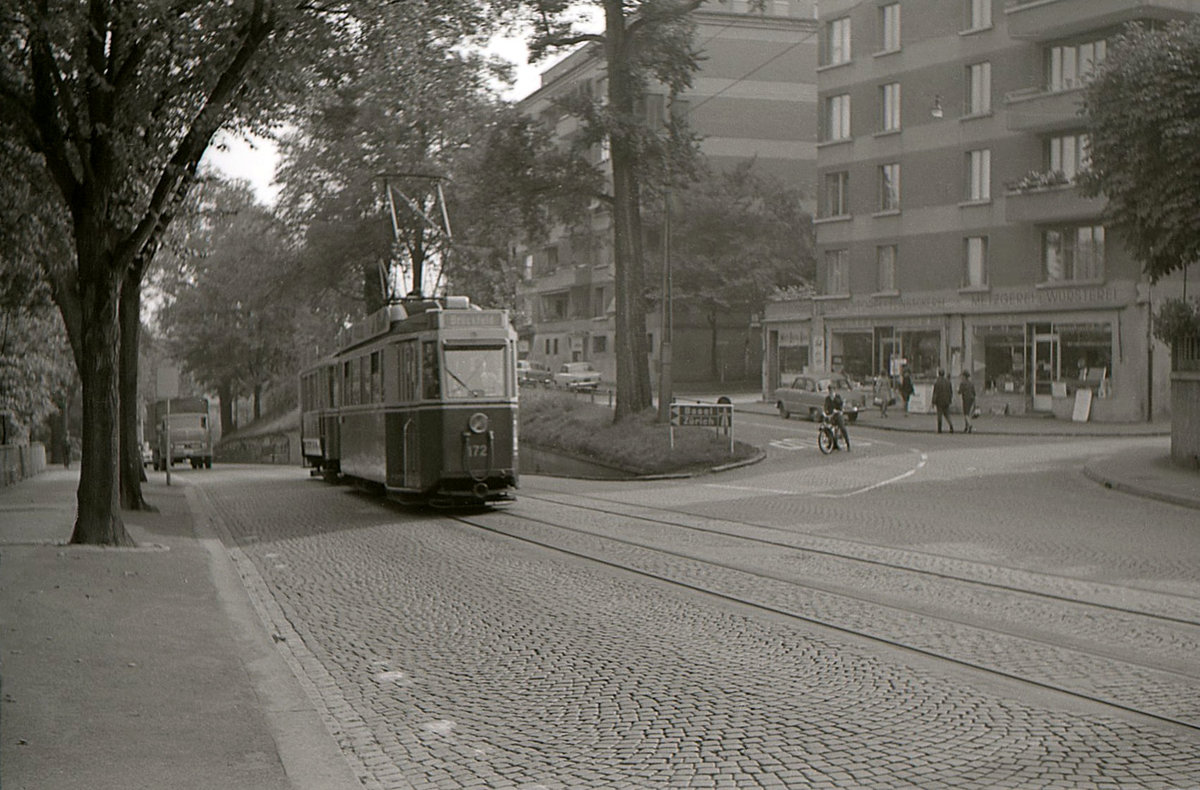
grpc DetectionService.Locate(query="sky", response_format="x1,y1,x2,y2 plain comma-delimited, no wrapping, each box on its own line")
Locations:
201,33,549,206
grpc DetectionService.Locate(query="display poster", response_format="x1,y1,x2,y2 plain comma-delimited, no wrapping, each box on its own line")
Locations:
909,384,931,414
1072,388,1093,422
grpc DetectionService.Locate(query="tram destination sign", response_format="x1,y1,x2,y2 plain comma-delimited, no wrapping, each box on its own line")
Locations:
669,402,734,452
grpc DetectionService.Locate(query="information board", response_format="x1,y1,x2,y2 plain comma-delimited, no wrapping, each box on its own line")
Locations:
669,402,734,452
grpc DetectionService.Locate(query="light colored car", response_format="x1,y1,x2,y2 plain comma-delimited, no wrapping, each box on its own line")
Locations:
553,362,601,391
774,374,864,422
517,359,553,386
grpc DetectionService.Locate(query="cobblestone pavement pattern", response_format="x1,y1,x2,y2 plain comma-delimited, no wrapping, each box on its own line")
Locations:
196,470,1200,790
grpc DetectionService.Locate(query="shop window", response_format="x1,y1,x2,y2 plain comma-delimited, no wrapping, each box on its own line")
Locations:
898,330,942,378
1043,225,1104,283
593,334,607,354
1059,323,1113,396
973,325,1025,394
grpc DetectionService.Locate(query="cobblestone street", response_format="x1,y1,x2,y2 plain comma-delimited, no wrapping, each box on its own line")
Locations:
194,449,1200,789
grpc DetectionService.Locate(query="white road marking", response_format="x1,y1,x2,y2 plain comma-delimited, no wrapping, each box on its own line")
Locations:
704,483,804,496
815,451,928,498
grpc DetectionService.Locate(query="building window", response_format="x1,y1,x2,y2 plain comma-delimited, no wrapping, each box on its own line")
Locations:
822,171,850,218
1043,225,1105,283
1048,133,1090,180
879,4,900,52
967,62,991,115
880,82,901,131
543,245,559,273
824,249,849,295
966,149,991,201
964,236,988,288
966,0,991,30
878,163,900,212
1048,39,1107,92
824,93,851,141
877,245,897,292
823,17,852,66
592,334,607,354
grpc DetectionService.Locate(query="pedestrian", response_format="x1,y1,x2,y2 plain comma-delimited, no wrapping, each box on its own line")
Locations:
932,368,953,433
899,366,914,417
958,371,977,433
875,370,893,417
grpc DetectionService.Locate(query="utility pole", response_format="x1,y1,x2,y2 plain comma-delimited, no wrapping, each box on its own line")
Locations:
657,179,674,423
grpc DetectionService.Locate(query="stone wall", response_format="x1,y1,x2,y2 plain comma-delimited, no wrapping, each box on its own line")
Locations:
1170,371,1200,469
0,443,46,486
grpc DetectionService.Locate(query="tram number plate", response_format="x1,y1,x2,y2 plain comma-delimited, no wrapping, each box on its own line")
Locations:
466,438,490,457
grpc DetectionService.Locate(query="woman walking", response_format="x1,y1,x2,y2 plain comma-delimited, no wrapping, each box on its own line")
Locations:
958,371,977,433
875,370,893,417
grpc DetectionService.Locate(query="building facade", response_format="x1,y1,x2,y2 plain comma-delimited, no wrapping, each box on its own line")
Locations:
516,1,820,385
763,0,1199,421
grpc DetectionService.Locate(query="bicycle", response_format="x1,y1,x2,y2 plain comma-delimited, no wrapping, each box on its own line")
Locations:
817,409,850,455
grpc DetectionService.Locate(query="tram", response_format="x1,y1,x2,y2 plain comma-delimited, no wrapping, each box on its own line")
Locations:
299,295,518,506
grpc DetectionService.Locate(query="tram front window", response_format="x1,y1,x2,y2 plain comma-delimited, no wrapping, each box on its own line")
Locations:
444,347,506,398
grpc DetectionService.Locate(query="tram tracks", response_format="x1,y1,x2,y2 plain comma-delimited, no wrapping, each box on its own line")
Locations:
450,493,1200,733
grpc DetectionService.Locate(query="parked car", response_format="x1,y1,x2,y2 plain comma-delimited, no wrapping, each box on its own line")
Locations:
141,441,154,467
774,374,865,422
517,359,554,387
553,361,602,391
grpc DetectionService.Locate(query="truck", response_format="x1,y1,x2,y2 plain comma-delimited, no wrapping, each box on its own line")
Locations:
147,397,214,470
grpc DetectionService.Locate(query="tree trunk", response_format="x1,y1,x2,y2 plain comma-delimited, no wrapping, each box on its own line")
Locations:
218,380,235,437
605,0,654,421
69,267,134,546
253,382,262,421
119,277,151,509
708,310,719,381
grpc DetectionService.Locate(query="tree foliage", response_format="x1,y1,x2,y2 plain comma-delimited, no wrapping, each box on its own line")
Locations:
0,0,508,544
646,160,813,378
1081,19,1200,283
159,181,298,435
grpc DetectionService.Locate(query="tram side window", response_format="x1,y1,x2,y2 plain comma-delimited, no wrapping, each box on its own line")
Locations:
343,361,353,406
422,341,441,399
397,342,418,401
370,351,382,402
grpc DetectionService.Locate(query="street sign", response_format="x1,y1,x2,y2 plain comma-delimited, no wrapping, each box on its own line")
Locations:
669,402,734,452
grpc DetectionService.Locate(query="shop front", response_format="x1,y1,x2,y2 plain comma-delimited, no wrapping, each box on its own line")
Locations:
762,281,1154,421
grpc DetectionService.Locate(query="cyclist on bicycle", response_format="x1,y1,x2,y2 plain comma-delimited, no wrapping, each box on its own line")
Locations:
823,386,850,451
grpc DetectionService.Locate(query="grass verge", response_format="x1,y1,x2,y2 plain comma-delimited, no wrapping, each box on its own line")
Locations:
520,388,757,476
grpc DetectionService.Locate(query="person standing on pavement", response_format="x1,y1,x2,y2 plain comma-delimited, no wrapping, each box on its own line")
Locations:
875,370,893,418
958,371,977,433
899,366,914,417
932,369,953,433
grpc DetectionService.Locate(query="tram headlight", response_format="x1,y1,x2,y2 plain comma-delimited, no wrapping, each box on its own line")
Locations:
468,412,490,434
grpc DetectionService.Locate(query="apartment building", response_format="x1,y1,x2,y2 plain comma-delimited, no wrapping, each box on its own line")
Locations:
763,0,1199,421
515,0,820,385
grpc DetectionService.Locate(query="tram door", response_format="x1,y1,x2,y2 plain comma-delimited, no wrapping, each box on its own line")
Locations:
1032,333,1060,411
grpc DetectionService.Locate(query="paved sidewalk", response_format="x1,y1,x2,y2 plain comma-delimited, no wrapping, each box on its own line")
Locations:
0,469,363,790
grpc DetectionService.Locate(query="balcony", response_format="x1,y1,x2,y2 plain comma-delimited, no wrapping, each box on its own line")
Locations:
1004,176,1106,224
1005,86,1086,133
1005,0,1200,41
